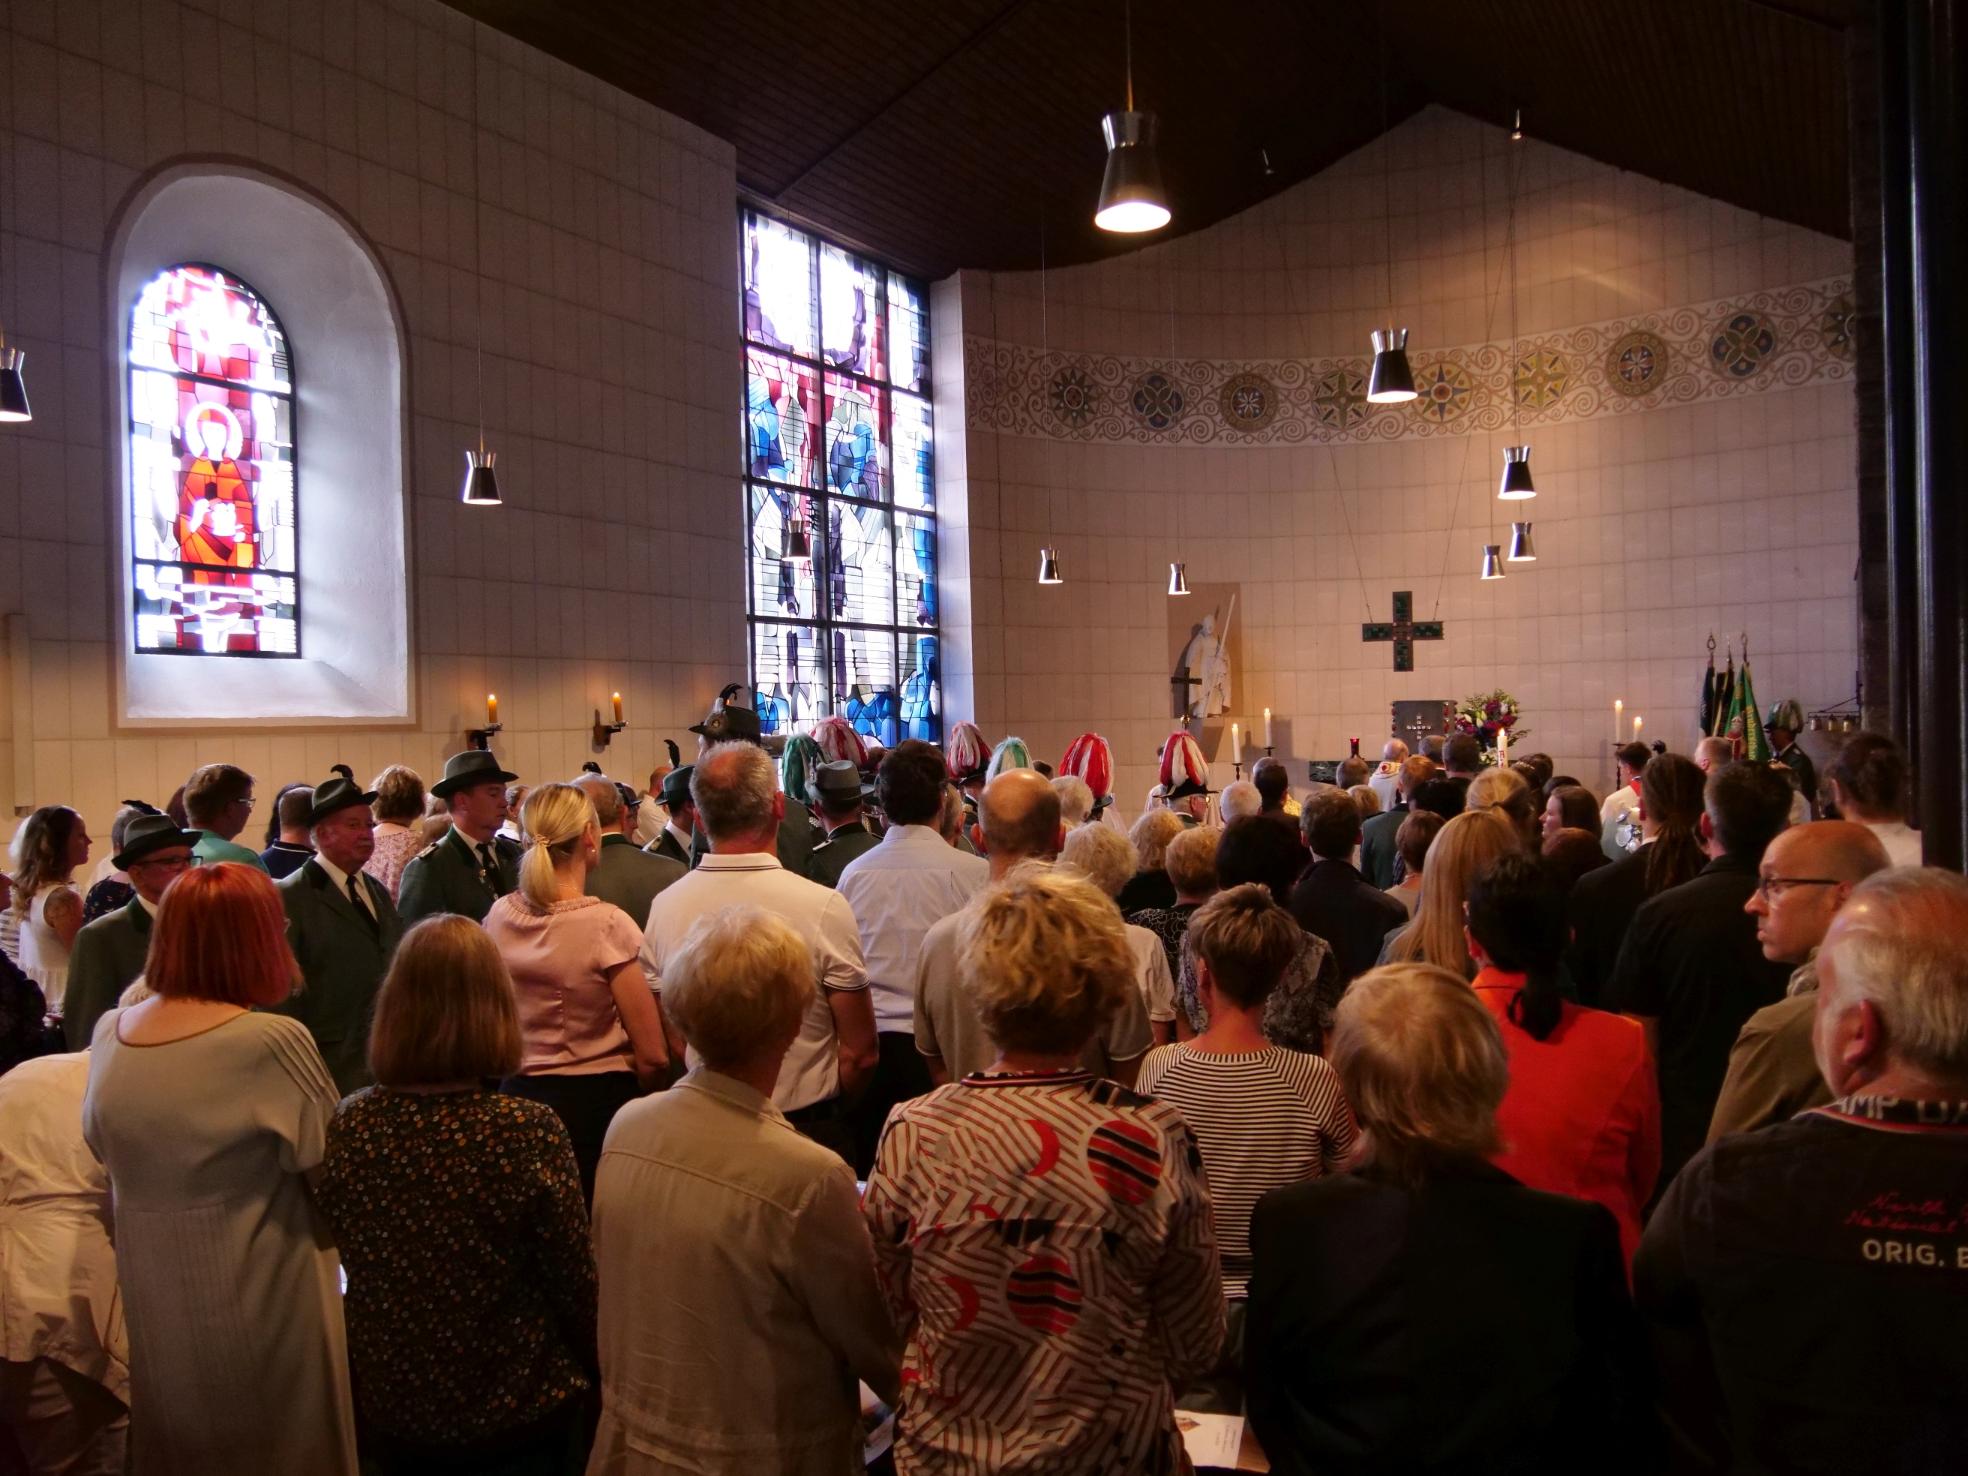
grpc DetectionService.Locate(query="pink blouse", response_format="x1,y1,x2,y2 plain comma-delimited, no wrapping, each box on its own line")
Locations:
482,894,644,1077
363,823,423,902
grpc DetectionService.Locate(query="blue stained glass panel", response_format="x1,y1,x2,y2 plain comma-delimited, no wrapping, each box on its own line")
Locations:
820,243,885,381
897,631,941,743
836,627,899,747
752,619,827,736
825,502,894,626
748,484,818,621
887,274,929,394
743,213,816,359
897,511,937,628
745,350,819,486
892,392,933,511
823,373,889,502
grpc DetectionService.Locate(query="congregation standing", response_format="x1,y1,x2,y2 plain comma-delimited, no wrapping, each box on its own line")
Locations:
2,694,1967,1476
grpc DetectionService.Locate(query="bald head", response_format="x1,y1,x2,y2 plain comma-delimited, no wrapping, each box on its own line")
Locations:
1746,820,1892,965
1695,736,1734,773
1381,738,1409,763
981,768,1062,867
573,773,625,829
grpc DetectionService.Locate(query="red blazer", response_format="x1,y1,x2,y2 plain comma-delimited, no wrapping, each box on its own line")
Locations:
1474,968,1660,1266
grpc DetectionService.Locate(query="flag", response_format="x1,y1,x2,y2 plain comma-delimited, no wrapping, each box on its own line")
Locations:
1699,651,1717,736
1711,654,1736,738
1734,659,1770,761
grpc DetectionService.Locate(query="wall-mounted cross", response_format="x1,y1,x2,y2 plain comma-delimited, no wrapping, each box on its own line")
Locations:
1361,590,1444,672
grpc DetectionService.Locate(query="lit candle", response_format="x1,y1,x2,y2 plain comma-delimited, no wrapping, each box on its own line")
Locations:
1498,726,1509,765
1262,707,1273,749
1614,698,1623,745
611,691,623,723
1231,722,1243,764
1633,715,1643,739
486,692,498,726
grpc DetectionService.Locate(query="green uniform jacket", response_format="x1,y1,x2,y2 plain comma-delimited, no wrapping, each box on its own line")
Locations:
64,897,153,1049
275,859,405,1095
688,798,819,879
396,829,521,925
644,828,692,869
806,822,880,889
586,834,686,931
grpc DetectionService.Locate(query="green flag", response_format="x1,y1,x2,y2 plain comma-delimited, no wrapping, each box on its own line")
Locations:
1735,659,1770,761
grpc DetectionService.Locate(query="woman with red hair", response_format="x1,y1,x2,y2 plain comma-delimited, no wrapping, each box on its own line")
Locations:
82,863,356,1475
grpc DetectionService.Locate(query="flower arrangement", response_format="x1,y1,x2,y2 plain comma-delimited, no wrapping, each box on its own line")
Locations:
1453,689,1529,764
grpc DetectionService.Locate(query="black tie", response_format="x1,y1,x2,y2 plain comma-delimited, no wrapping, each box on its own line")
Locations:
477,844,503,896
346,874,379,938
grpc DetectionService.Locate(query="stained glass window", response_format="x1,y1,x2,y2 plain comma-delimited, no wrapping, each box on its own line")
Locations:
128,264,298,656
742,210,938,745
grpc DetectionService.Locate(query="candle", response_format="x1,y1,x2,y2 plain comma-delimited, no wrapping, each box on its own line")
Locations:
1231,722,1243,763
1633,715,1643,739
1613,699,1623,745
611,691,623,723
1262,707,1273,748
486,692,498,726
1498,726,1509,765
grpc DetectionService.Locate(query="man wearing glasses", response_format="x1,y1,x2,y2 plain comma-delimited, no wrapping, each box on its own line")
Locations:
182,762,266,871
1705,821,1891,1141
1607,761,1797,1193
60,813,201,1048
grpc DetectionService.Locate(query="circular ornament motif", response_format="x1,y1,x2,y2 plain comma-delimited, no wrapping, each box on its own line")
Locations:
1218,371,1276,432
1130,372,1185,431
1007,1252,1083,1335
1821,295,1857,362
1411,360,1474,423
1710,311,1778,378
1087,1117,1163,1204
1049,366,1097,427
1606,330,1669,397
1513,350,1570,410
1312,367,1368,431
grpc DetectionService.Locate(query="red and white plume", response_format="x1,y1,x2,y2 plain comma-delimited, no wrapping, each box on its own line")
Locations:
945,721,990,782
1159,731,1212,796
1060,733,1115,801
811,715,868,770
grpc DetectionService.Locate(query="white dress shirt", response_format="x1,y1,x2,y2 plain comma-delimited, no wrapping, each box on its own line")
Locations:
1126,923,1178,1024
309,851,376,921
834,825,989,1033
1864,819,1922,868
640,853,867,1112
632,795,668,849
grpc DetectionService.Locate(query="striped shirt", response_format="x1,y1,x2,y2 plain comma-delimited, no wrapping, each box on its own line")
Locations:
1136,1043,1357,1296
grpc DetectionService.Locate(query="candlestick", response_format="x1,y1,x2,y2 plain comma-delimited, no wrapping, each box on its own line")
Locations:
487,693,498,726
611,691,623,723
1231,722,1243,764
1262,708,1273,748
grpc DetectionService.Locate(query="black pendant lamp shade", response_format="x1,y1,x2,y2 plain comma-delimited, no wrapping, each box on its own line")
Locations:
1507,521,1536,562
1480,543,1505,580
1037,546,1062,584
0,347,29,423
1498,444,1536,499
1096,111,1171,234
461,448,501,505
1168,561,1189,595
1367,328,1416,403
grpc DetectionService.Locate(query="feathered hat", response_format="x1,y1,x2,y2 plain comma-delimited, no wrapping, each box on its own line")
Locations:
1060,733,1116,813
1159,731,1215,799
779,734,822,805
987,736,1034,781
946,721,990,784
812,714,869,771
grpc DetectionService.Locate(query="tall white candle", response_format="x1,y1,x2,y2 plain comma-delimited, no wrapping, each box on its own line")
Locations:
1262,707,1273,749
1498,726,1509,765
1614,698,1623,746
1231,722,1243,764
1633,715,1643,739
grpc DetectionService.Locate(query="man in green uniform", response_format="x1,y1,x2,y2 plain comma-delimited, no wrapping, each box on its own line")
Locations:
397,751,521,924
62,813,199,1047
806,760,881,888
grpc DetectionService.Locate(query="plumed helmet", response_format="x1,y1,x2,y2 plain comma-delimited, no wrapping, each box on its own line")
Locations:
1763,699,1805,733
946,721,990,783
1060,733,1116,812
812,714,869,770
779,734,822,805
1159,731,1215,799
987,736,1034,781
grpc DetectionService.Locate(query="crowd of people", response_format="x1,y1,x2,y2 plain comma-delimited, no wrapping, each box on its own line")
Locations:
0,696,1962,1476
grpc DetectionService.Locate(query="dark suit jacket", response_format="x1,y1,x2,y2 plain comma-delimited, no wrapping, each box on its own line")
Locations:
276,859,405,1095
1360,803,1408,890
1605,853,1793,1189
396,828,520,925
587,833,685,931
1247,1162,1657,1476
1289,858,1410,987
807,821,880,888
1564,847,1652,1009
64,896,154,1049
644,827,691,869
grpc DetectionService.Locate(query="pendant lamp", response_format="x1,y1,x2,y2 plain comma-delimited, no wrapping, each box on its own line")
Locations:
0,347,29,423
461,448,500,505
1507,521,1536,562
1094,2,1169,233
1367,328,1416,403
1480,544,1505,580
1498,444,1536,499
1168,562,1190,595
1038,547,1062,585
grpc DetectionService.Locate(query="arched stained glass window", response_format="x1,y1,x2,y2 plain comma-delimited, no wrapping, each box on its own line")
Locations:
128,264,298,656
742,210,939,744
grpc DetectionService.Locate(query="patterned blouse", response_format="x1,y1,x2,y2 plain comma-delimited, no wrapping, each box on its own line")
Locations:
1126,901,1200,988
316,1088,598,1446
1176,929,1339,1055
362,822,423,902
864,1070,1225,1474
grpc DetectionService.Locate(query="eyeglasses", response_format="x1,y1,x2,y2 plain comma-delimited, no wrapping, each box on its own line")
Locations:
132,852,195,873
1753,876,1840,901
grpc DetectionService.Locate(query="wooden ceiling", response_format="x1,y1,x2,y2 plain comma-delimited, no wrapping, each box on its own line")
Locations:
446,0,1855,278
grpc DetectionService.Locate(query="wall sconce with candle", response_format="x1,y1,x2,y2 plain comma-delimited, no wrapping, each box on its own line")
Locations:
468,692,503,751
593,691,627,749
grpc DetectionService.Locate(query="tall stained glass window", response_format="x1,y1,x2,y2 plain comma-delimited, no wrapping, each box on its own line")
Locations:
128,264,298,656
742,210,938,745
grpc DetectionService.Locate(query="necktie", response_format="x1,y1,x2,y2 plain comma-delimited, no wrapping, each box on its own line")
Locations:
346,874,379,938
477,844,503,896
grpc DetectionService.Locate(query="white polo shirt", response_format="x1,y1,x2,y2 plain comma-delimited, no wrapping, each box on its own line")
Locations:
640,852,867,1112
835,825,989,1033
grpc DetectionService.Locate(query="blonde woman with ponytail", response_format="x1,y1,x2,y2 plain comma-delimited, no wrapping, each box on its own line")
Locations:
481,782,668,1201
